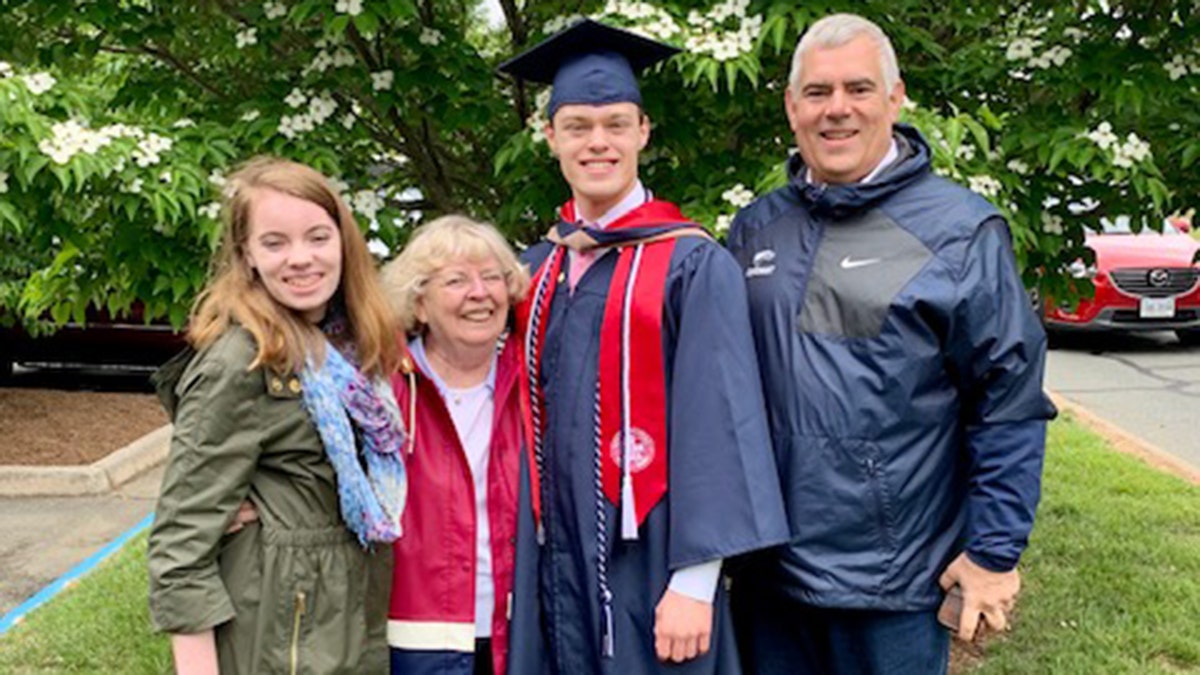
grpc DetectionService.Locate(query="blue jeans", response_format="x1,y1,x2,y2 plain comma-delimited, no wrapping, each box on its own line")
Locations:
732,582,949,675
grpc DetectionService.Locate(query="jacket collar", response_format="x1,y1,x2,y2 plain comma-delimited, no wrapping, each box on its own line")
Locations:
787,123,931,219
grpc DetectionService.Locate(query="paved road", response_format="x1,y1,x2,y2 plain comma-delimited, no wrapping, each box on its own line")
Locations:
1,364,161,620
0,466,162,618
1045,330,1200,472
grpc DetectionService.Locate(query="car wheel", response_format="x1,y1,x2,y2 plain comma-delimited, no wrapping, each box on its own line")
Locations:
1176,329,1200,346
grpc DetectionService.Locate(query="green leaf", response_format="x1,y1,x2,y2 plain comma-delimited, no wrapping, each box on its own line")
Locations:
724,61,739,94
703,60,720,92
1182,143,1200,169
50,301,70,325
1048,142,1071,173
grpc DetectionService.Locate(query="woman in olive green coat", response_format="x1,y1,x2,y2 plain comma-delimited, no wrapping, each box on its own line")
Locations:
148,157,405,674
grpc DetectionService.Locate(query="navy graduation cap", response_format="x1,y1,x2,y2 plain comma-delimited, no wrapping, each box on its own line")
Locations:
497,19,680,117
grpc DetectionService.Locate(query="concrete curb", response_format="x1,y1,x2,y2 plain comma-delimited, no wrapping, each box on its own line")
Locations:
1048,389,1200,486
0,424,171,497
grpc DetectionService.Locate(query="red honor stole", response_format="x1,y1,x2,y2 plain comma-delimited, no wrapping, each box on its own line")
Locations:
518,200,709,537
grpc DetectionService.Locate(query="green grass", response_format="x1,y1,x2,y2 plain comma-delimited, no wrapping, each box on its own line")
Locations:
1,415,1197,673
0,533,170,674
972,413,1200,674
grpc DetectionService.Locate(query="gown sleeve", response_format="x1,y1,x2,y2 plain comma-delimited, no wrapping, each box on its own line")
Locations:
662,239,790,569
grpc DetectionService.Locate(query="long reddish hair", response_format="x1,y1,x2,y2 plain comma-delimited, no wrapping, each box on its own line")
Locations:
188,156,399,375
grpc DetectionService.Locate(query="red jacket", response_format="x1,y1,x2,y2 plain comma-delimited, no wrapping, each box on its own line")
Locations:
388,337,531,675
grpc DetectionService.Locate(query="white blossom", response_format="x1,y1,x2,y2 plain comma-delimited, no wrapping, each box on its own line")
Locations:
328,177,351,196
331,48,355,68
1113,133,1151,168
0,171,8,194
1041,212,1064,235
352,190,384,220
263,1,287,19
241,109,261,122
132,133,173,167
341,113,356,129
714,214,733,234
278,113,316,139
308,92,337,123
21,72,56,95
955,144,976,161
1062,27,1086,42
526,88,551,143
159,170,172,184
1006,159,1030,175
235,28,258,48
172,118,195,128
967,175,1002,198
37,119,122,164
1164,53,1198,81
209,170,227,186
199,202,222,219
1085,121,1117,150
1005,37,1040,61
0,62,12,78
285,87,308,109
371,70,394,91
721,183,754,208
335,0,363,16
306,50,334,74
1028,45,1071,69
419,28,443,46
122,178,144,194
367,238,390,257
543,14,584,36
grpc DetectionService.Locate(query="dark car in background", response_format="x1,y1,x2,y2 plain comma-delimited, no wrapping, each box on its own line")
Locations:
1043,218,1200,344
0,306,186,379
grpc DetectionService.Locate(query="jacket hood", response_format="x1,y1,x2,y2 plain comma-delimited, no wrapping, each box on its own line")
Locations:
150,345,197,418
786,123,932,219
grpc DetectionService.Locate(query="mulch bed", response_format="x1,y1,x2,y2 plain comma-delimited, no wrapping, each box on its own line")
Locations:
0,388,167,466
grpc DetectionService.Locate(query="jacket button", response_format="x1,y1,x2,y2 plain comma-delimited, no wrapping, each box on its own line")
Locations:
270,377,283,392
288,378,301,394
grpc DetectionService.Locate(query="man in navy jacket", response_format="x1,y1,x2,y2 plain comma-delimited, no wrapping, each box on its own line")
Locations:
726,13,1056,675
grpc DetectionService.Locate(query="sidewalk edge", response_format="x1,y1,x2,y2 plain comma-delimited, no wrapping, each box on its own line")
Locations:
0,424,170,497
1048,389,1200,485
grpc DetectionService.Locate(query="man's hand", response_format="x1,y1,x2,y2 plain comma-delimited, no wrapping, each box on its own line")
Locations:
225,499,259,534
653,589,713,662
939,552,1020,641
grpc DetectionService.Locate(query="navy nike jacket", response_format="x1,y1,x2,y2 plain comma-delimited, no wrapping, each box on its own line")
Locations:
727,124,1057,611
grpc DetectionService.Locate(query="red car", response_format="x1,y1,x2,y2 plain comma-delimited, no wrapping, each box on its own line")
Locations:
1044,218,1200,344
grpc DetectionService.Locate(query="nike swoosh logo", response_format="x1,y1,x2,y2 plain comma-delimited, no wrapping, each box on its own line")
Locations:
840,256,882,269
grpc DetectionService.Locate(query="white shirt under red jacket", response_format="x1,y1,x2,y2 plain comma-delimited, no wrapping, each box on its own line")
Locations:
388,336,531,675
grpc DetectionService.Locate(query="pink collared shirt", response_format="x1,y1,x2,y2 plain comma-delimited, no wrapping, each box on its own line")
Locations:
567,181,652,291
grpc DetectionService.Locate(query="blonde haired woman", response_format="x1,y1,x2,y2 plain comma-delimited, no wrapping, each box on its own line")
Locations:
381,215,542,674
148,157,404,674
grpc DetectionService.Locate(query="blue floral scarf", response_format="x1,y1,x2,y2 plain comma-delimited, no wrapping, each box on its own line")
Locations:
300,336,407,546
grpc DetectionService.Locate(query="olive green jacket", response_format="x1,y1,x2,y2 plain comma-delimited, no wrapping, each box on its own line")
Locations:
147,327,390,674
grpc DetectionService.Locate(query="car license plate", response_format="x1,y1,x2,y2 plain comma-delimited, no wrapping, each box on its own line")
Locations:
1140,296,1175,318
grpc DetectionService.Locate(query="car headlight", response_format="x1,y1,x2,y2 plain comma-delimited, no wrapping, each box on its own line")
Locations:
1067,260,1097,279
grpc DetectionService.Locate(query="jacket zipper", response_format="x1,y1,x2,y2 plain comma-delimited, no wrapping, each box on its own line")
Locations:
290,590,307,675
865,458,894,552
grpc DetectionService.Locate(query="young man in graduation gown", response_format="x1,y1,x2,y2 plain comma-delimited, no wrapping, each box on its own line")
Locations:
498,20,789,675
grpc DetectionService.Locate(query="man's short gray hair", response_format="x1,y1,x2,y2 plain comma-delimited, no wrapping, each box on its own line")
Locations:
788,13,901,93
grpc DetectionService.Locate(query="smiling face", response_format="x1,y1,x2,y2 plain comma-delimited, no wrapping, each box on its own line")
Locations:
786,35,905,185
243,188,343,323
416,256,510,357
545,101,650,221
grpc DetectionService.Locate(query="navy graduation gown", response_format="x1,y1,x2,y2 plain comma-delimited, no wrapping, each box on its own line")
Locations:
521,234,788,675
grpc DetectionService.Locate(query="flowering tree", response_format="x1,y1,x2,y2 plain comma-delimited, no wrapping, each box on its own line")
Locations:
0,0,1193,329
